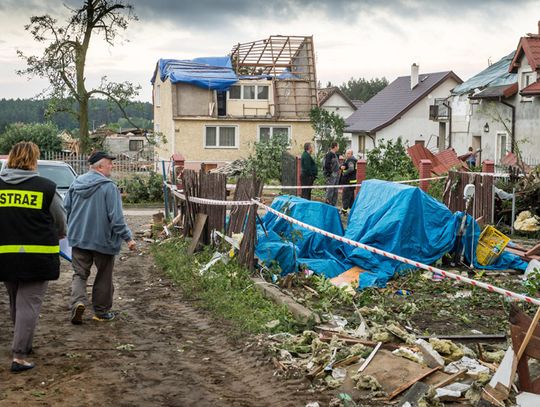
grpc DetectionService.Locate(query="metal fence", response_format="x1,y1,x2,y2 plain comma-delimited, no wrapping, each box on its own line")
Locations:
42,151,160,181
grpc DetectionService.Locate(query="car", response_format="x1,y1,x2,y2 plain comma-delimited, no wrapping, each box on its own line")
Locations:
0,157,77,199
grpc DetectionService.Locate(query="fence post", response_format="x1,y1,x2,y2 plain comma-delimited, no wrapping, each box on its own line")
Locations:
296,156,301,196
482,160,495,173
355,159,367,196
161,160,170,219
419,159,432,192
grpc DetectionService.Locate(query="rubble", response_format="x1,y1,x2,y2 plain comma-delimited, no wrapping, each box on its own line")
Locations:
514,210,540,232
428,338,464,362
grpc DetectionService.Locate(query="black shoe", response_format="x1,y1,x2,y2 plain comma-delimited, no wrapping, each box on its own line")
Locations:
11,361,35,373
71,303,85,325
92,312,115,322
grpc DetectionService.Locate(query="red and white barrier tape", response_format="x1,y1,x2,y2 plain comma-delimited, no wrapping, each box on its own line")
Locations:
251,199,540,306
171,189,252,206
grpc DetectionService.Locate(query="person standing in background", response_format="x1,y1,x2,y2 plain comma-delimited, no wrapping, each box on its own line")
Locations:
300,142,317,200
0,141,66,372
340,149,358,214
324,142,340,206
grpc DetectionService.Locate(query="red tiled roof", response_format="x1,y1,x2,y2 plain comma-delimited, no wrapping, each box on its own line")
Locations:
510,36,540,73
407,144,468,175
521,80,540,95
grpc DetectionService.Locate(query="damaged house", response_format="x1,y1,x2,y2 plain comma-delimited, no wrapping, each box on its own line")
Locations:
345,64,462,157
151,35,318,165
445,22,540,165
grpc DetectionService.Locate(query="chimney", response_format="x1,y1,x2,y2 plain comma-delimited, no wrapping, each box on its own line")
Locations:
411,63,419,90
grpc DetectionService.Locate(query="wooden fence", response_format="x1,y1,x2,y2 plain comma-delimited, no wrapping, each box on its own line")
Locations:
443,171,494,224
43,151,159,181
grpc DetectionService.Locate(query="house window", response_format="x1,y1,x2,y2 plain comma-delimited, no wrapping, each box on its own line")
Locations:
129,140,144,151
229,85,241,99
257,85,269,100
258,126,291,143
243,85,256,99
204,126,238,148
155,84,161,107
497,132,509,163
228,84,269,100
358,135,366,155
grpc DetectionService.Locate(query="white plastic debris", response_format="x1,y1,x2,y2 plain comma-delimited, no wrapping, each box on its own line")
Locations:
444,356,489,377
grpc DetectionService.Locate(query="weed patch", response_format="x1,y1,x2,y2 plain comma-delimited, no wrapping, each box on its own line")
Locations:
151,238,299,335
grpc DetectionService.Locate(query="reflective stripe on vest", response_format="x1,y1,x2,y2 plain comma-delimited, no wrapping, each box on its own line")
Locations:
0,245,60,254
349,179,357,184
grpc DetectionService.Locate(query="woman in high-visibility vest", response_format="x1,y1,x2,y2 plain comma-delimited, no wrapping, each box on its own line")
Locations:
0,142,66,373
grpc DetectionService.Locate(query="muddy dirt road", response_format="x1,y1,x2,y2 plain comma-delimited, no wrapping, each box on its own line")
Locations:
0,213,324,406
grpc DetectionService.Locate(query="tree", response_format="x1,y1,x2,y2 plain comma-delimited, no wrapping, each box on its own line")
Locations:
309,107,347,155
17,0,140,153
339,77,388,102
244,135,290,183
0,122,62,154
366,137,418,181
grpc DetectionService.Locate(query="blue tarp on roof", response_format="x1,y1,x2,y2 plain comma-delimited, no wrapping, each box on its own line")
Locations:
151,57,238,91
452,52,517,95
255,180,527,289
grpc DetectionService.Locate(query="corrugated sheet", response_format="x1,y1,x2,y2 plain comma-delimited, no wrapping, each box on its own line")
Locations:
452,52,516,95
407,144,468,175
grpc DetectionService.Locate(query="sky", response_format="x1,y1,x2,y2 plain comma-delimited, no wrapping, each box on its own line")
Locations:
0,0,539,103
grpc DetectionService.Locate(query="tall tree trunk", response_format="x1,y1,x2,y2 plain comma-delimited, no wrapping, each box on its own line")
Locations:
79,96,90,153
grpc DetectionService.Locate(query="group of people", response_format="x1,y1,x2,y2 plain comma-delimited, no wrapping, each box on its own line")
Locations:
300,142,358,213
0,142,135,373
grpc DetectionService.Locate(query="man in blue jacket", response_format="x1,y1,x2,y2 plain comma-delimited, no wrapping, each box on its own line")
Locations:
65,152,136,324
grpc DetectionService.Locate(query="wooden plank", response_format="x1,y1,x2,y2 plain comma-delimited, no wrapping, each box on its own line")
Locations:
387,366,441,400
187,213,207,255
434,369,467,389
525,243,540,257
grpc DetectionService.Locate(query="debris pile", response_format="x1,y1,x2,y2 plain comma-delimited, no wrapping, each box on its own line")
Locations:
268,306,521,405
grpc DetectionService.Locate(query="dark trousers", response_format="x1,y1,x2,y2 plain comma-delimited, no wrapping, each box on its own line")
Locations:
4,280,48,359
342,186,355,210
70,247,116,314
300,174,315,200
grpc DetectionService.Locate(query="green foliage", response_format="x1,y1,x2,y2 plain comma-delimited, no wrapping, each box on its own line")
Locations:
0,122,62,154
523,267,540,297
339,77,389,102
366,138,418,181
309,107,347,154
244,135,290,182
119,172,163,203
151,238,298,335
427,177,446,202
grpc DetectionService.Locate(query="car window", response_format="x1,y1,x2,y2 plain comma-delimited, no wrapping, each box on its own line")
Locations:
37,164,76,188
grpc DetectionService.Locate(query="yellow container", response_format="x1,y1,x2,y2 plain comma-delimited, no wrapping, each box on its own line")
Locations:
476,226,511,266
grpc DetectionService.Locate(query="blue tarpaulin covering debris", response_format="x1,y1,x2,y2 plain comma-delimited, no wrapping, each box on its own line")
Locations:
255,180,527,289
151,57,238,91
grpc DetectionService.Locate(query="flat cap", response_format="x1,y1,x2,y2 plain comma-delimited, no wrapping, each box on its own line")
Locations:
88,151,116,165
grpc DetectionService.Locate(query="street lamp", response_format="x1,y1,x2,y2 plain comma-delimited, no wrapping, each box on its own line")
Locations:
483,122,490,133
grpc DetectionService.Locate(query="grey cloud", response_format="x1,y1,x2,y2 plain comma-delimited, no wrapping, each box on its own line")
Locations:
130,0,534,28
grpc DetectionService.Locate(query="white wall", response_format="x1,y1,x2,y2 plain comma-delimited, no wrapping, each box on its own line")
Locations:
320,93,356,119
374,77,459,151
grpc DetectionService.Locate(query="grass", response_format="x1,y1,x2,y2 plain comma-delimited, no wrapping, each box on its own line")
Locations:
151,238,299,336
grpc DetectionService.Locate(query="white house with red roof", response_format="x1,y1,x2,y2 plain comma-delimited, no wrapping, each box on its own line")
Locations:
447,22,540,166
